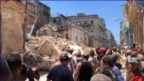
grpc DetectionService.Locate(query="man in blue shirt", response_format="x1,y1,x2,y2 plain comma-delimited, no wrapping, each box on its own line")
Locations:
46,54,74,81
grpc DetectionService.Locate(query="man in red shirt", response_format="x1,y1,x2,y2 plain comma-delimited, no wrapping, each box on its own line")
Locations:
127,57,144,81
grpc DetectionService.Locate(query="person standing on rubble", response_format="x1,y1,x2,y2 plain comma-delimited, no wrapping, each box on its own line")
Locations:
46,54,74,81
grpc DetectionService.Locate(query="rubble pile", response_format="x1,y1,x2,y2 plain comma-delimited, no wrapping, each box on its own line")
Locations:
27,36,92,70
28,36,92,54
36,22,60,36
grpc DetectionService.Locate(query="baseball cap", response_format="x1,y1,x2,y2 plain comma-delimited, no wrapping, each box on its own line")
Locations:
67,48,74,52
129,57,139,63
60,54,70,61
99,47,106,53
111,54,119,60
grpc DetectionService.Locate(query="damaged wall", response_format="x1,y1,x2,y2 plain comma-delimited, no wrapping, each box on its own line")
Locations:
25,10,37,37
1,1,25,56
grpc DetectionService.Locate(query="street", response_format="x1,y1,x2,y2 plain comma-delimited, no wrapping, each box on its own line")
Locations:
2,1,144,81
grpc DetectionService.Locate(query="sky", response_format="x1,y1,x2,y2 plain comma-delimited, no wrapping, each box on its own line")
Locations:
41,1,126,44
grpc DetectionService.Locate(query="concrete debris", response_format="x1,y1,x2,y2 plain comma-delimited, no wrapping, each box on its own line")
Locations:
36,22,59,36
37,40,58,56
26,36,92,70
28,36,92,55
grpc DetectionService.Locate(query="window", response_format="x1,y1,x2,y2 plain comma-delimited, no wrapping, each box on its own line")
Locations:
77,21,81,25
91,20,93,24
76,36,78,41
53,19,56,23
65,34,69,39
81,37,83,42
79,22,81,25
84,21,87,24
91,30,93,33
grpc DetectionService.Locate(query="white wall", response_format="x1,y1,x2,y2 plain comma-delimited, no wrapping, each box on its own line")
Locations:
68,25,88,45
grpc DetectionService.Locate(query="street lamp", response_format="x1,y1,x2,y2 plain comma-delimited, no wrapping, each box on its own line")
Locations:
113,18,123,21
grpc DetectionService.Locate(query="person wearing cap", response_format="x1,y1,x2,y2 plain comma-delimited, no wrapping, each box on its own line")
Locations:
111,54,122,70
49,52,67,69
46,54,74,81
97,47,107,66
127,57,144,81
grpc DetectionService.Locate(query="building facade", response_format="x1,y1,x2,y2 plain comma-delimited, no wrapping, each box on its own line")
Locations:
123,0,144,48
66,13,107,47
68,24,89,45
51,14,89,45
106,30,117,47
26,1,50,35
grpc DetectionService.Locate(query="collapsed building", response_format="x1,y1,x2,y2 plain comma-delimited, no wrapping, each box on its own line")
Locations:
1,1,93,70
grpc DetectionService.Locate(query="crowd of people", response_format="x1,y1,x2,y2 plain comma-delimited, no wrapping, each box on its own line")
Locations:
1,45,144,81
1,52,40,81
